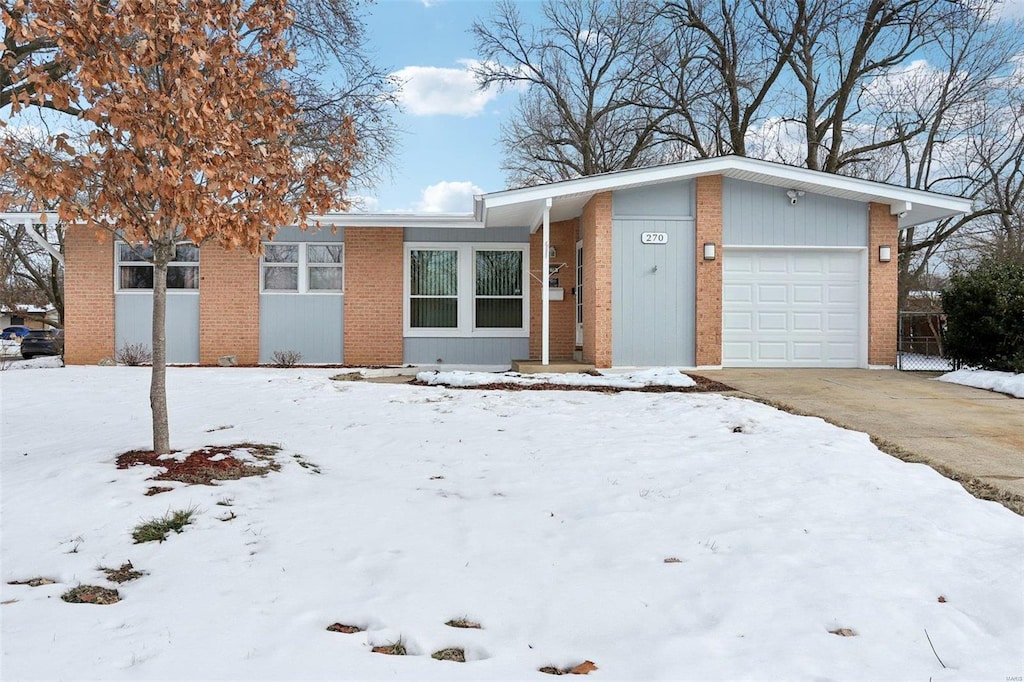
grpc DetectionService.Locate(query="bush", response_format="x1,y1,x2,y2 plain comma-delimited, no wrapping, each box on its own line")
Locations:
271,349,302,367
941,258,1024,373
115,342,152,366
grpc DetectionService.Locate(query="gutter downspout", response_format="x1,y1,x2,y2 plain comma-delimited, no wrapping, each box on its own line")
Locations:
541,198,552,366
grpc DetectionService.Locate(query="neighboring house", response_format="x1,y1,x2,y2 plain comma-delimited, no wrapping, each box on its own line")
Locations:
0,306,57,331
49,156,969,368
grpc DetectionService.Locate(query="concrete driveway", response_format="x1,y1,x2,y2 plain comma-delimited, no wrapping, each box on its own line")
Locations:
713,369,1024,510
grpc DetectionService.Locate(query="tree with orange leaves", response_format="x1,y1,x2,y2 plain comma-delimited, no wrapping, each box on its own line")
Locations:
1,0,357,454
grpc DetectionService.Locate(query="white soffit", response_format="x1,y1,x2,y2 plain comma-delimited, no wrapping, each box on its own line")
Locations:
479,156,973,230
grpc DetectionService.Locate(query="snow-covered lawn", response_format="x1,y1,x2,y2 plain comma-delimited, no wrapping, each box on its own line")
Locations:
1,366,1022,680
938,368,1024,398
417,367,696,389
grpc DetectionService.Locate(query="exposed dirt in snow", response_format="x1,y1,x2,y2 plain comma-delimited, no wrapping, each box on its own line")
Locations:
413,373,732,393
116,443,281,487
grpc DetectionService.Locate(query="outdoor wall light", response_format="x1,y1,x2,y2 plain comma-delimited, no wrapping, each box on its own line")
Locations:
703,242,716,260
548,245,557,259
879,245,892,262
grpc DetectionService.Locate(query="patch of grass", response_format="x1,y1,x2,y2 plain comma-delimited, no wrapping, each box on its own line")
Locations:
7,577,56,587
145,486,173,496
291,453,322,474
326,623,364,634
217,510,237,522
431,648,465,662
132,508,196,544
371,637,407,656
216,497,234,507
117,443,282,487
444,617,482,629
61,585,121,604
100,561,144,583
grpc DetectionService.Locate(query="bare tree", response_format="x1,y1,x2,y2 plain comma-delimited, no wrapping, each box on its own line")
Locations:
473,0,675,186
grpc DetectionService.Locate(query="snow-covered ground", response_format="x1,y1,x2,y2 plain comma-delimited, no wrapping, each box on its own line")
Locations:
897,351,954,371
1,366,1021,680
938,368,1024,398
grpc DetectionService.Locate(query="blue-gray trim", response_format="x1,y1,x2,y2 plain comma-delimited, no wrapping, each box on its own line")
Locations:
722,178,867,246
259,294,344,364
405,226,530,243
115,293,199,363
403,337,528,366
613,180,694,217
612,218,696,366
270,226,345,242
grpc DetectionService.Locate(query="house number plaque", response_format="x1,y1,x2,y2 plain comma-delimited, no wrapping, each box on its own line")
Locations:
640,232,669,244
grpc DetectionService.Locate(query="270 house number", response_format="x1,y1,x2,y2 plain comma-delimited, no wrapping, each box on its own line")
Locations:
641,232,669,244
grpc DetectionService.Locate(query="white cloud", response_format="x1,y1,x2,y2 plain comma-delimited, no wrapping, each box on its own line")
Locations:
391,59,497,117
416,180,482,213
997,0,1024,18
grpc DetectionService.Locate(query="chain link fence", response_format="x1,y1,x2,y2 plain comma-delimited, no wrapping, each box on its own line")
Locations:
897,311,959,371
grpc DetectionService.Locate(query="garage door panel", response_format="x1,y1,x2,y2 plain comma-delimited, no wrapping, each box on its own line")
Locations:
723,283,753,303
723,312,752,330
757,312,787,331
792,312,823,331
723,249,863,367
792,285,823,304
757,285,787,303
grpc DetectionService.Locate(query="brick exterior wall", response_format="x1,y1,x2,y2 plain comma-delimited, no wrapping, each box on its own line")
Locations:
343,227,404,365
695,175,724,367
199,244,260,365
529,218,578,360
64,227,115,364
581,193,613,367
868,203,899,366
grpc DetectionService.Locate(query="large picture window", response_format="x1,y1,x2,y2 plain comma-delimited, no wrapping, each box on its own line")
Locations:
116,242,199,291
261,243,344,293
405,243,529,336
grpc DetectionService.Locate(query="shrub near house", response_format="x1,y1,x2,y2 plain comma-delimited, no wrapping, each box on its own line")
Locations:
942,258,1024,373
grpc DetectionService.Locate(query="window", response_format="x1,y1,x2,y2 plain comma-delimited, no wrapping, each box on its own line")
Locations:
405,243,529,336
261,243,344,293
116,242,199,291
410,249,458,328
475,250,523,328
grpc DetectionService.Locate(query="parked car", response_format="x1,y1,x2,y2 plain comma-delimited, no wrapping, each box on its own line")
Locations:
1,325,31,340
20,329,64,359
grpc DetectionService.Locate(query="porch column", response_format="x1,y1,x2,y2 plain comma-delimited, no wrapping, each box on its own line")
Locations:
541,198,551,365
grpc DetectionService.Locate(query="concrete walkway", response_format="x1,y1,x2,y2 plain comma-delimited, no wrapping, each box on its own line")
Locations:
712,369,1024,507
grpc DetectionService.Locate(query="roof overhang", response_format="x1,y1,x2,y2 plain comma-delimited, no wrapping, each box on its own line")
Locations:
476,155,973,231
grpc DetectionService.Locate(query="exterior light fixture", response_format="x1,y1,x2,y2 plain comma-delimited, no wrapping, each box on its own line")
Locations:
879,245,892,262
548,245,557,259
786,189,805,205
703,242,716,260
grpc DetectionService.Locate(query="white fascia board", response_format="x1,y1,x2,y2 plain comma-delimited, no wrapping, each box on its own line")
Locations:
481,156,972,220
304,213,484,229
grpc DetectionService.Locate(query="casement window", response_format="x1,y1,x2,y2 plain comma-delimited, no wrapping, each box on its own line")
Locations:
116,242,199,291
404,243,529,337
261,243,344,293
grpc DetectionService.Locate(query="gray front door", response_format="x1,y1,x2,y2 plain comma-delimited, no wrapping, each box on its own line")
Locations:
611,218,696,366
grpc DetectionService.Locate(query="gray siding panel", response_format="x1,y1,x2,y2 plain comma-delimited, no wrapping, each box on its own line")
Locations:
613,181,694,217
115,293,199,363
259,294,344,364
722,178,868,246
612,218,696,366
270,226,344,242
404,337,528,366
405,227,530,243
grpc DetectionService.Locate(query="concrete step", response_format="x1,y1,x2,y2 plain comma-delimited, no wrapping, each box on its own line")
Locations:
511,359,596,374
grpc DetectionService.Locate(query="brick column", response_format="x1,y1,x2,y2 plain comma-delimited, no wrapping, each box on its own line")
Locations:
64,227,115,364
695,175,723,367
581,193,613,367
529,219,577,360
199,244,260,365
868,203,899,366
343,227,403,365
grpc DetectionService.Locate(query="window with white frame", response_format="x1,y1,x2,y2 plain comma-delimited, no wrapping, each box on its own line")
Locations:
116,242,199,291
405,243,528,336
261,243,344,293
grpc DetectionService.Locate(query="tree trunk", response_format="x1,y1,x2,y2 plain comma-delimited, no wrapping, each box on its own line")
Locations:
150,248,170,455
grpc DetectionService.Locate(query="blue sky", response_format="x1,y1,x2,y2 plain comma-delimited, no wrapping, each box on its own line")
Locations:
358,0,539,213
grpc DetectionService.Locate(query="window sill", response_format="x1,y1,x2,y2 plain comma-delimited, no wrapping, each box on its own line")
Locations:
404,329,529,339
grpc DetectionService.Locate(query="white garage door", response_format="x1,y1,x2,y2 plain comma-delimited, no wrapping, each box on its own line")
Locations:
722,249,864,367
